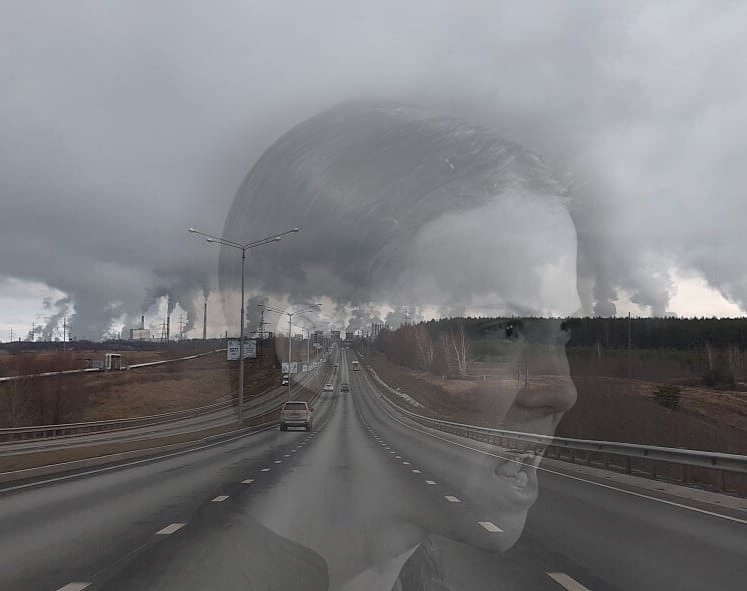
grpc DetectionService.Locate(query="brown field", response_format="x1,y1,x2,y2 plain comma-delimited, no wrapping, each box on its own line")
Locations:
0,348,283,427
0,361,330,473
365,349,747,455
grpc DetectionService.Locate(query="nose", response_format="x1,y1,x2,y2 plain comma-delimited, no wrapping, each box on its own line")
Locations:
503,347,577,427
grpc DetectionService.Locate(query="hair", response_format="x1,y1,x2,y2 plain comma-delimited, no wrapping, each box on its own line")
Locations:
220,99,572,305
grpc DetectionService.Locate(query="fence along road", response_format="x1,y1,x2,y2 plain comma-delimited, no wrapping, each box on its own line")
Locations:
363,363,747,495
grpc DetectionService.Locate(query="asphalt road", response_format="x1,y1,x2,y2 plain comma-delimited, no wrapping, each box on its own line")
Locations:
0,371,320,456
0,349,744,590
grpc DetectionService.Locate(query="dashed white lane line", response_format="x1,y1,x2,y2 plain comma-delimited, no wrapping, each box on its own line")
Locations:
389,451,396,454
274,460,282,464
241,479,254,484
411,469,422,474
260,468,271,472
211,495,230,503
395,455,402,459
283,454,290,457
546,572,591,591
56,584,90,591
156,523,186,535
478,521,503,533
444,496,461,503
425,480,437,485
402,461,410,465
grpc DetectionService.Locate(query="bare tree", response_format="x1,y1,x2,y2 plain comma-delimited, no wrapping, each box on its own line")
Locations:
414,325,435,373
450,323,470,378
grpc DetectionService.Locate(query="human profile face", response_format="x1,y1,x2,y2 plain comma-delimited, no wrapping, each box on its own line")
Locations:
392,193,581,551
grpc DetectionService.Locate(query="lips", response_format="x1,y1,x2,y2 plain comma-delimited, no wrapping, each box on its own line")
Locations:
493,448,545,502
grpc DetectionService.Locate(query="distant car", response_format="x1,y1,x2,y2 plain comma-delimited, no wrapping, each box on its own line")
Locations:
323,383,334,392
340,383,349,392
280,401,313,431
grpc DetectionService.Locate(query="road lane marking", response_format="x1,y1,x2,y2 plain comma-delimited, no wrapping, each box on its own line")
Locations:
546,572,591,591
211,495,229,502
241,479,254,484
478,521,503,533
425,480,437,485
260,468,271,472
57,584,90,591
389,451,395,454
402,461,410,465
274,460,282,464
283,454,290,457
372,395,747,526
412,469,422,473
395,455,401,459
0,422,282,495
445,495,461,503
156,523,185,535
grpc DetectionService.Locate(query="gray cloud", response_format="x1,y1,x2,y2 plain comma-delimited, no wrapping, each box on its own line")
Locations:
1,0,745,339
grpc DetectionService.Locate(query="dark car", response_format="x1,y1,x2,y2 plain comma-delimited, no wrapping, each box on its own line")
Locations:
340,383,349,392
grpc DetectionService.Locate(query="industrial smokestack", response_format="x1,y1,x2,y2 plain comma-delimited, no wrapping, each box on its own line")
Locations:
203,299,207,340
166,315,170,342
141,315,145,330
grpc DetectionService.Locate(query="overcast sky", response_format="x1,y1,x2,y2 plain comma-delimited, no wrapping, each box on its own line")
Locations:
1,0,745,341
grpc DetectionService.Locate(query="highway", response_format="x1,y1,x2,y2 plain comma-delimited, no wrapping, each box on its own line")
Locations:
0,349,745,590
0,372,320,456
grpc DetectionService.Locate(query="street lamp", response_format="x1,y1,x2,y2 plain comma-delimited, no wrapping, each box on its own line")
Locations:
188,226,300,421
259,303,321,399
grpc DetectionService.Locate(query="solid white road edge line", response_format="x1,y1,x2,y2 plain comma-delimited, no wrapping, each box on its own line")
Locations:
0,424,280,494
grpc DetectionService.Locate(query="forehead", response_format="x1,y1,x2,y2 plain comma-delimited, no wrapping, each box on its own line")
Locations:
397,195,580,317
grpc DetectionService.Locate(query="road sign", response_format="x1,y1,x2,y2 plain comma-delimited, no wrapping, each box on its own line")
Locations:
302,364,308,372
227,339,257,360
282,362,289,373
290,362,298,374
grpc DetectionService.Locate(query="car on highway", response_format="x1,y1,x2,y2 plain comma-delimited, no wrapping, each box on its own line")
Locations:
340,383,349,392
323,383,334,392
279,401,313,431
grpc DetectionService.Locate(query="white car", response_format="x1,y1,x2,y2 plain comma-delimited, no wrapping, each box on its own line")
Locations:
323,383,334,392
280,401,313,431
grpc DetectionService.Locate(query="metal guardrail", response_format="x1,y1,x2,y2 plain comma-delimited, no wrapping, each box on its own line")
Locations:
0,399,235,442
367,366,747,494
0,358,330,445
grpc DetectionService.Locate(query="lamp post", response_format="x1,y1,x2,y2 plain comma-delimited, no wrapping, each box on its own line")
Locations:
188,226,300,421
260,303,321,399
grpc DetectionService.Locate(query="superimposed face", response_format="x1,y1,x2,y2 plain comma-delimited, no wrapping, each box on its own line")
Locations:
386,195,581,551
